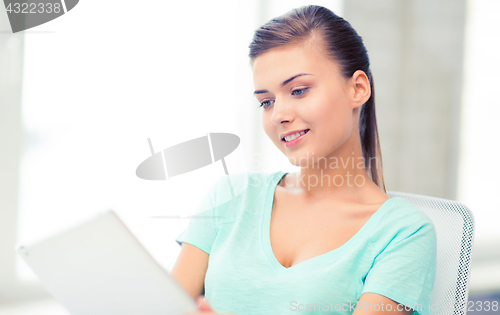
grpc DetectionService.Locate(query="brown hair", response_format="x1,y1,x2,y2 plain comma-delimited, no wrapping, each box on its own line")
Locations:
249,5,386,192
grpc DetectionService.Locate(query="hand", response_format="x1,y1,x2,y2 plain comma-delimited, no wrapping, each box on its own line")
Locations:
185,295,237,315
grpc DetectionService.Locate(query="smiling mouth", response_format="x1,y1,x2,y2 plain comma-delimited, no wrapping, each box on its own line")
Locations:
282,129,310,142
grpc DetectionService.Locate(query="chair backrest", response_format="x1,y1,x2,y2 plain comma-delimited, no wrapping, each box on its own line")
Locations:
387,191,475,315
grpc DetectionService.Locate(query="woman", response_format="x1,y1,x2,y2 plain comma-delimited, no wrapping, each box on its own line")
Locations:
171,5,436,315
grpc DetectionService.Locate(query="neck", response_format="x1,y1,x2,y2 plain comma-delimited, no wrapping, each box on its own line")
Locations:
283,131,378,201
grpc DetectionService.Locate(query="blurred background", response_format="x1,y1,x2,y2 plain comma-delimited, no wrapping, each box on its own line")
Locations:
0,0,499,313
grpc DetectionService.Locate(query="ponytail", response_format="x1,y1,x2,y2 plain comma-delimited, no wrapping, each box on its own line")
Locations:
359,74,385,192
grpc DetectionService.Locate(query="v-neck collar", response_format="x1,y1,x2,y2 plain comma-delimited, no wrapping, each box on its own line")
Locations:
261,171,401,273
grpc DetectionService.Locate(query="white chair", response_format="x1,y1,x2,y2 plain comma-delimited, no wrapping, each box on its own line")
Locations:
387,191,475,315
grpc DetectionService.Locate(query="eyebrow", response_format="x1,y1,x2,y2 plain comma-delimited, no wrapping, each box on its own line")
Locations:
254,73,312,94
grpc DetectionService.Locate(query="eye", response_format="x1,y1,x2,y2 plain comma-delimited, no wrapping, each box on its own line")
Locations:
259,99,275,108
291,88,308,96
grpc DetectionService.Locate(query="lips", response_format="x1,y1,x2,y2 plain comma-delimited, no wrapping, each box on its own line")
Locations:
280,129,309,148
281,129,310,142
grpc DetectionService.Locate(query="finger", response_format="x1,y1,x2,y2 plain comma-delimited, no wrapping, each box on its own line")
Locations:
196,295,213,312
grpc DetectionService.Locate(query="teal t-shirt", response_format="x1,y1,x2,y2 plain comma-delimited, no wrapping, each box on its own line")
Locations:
175,171,437,315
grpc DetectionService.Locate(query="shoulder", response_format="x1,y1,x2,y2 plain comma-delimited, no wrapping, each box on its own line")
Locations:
383,197,435,228
368,197,437,246
209,171,280,188
207,171,280,198
199,171,282,221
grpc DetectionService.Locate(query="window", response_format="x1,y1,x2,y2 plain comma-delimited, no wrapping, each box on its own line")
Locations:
16,0,344,284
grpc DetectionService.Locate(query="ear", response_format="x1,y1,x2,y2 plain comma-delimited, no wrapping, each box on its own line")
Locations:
349,70,371,109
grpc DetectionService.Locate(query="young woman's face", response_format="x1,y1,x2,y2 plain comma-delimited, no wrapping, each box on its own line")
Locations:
252,42,361,167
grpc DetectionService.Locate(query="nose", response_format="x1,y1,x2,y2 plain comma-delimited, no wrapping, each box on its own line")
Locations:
270,97,294,126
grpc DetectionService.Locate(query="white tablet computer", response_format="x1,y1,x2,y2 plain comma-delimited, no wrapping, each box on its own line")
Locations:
17,210,198,315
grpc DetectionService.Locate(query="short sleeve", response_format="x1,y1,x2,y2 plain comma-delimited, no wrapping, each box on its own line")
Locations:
174,174,243,255
174,182,220,255
361,212,437,315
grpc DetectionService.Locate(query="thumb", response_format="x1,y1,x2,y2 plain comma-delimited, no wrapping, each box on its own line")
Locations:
196,295,213,312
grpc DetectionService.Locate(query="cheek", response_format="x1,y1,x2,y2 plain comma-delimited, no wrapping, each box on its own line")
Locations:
306,93,352,134
304,94,338,123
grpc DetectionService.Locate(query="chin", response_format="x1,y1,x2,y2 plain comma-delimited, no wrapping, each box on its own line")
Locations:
285,150,316,168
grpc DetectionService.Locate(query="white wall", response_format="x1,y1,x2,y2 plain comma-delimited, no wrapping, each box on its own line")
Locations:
2,0,499,310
